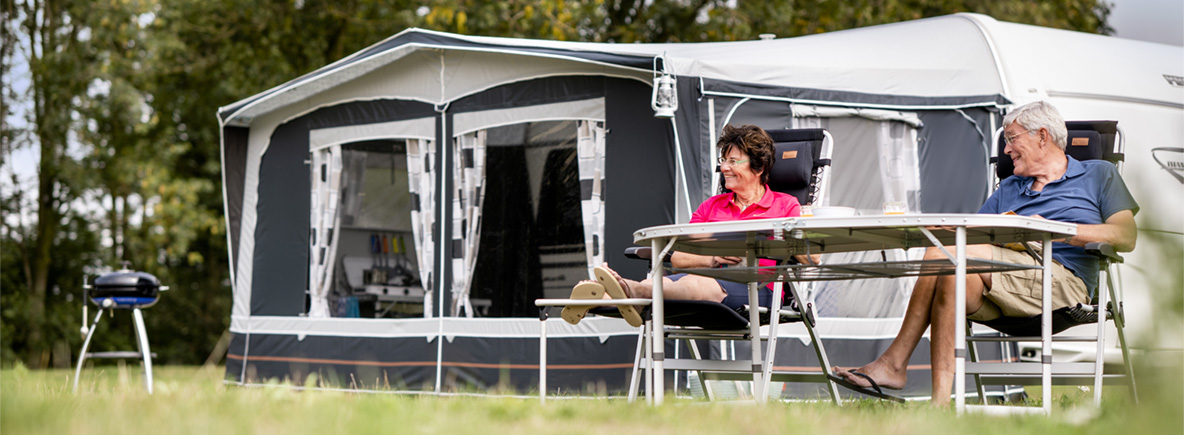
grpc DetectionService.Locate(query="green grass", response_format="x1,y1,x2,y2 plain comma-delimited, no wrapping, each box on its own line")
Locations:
2,362,1180,435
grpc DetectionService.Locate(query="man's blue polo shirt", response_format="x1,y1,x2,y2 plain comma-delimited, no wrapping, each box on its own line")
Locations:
979,156,1139,298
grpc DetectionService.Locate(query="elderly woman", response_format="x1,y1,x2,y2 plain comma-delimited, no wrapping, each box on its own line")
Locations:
563,124,802,327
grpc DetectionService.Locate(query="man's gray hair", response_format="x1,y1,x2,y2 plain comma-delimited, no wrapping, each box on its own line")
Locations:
1002,101,1068,150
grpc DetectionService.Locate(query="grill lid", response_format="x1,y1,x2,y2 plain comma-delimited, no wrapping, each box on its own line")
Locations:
91,269,160,301
94,270,159,289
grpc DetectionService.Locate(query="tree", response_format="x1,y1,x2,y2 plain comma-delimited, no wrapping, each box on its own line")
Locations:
420,0,1112,42
2,0,114,368
1,0,1114,368
1,0,428,368
129,0,425,363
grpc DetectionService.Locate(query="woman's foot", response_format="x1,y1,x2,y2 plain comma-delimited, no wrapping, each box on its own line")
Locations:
561,280,604,325
831,359,908,391
594,264,633,297
593,264,644,327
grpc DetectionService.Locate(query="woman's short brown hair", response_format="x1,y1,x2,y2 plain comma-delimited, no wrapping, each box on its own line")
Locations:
717,124,775,192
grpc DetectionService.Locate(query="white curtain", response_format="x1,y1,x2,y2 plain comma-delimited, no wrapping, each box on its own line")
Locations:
878,121,921,212
451,131,487,317
406,139,437,317
308,145,343,318
792,115,921,318
577,120,607,277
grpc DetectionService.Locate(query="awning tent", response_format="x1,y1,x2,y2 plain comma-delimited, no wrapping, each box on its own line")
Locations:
218,13,1184,397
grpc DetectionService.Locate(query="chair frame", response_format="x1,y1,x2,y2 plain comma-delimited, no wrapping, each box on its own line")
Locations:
627,268,841,403
625,129,842,404
966,245,1138,405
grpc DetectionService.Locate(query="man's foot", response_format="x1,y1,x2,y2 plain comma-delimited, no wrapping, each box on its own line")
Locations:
592,264,644,327
831,360,907,391
561,281,604,325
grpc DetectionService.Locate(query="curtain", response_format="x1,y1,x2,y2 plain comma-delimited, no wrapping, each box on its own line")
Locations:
407,139,437,317
308,145,343,318
792,116,919,318
451,131,487,317
577,121,607,277
878,121,922,212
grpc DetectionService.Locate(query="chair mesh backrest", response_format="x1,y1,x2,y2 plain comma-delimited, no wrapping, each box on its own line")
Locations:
765,129,828,206
995,121,1121,180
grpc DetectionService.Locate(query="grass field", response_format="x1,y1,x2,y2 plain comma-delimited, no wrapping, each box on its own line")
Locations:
2,361,1181,435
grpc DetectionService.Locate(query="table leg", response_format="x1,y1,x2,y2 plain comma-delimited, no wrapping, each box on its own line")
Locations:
651,238,666,405
955,226,966,412
791,282,841,405
1041,232,1053,414
644,320,653,404
539,310,547,404
745,249,764,402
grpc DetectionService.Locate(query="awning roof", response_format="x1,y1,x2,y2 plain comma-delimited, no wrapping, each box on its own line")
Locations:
219,13,1183,127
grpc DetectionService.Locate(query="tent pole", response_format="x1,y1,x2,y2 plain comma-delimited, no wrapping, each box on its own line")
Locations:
434,105,449,394
708,98,718,195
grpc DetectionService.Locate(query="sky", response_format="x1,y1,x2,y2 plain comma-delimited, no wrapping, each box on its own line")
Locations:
1108,0,1184,46
3,1,1182,210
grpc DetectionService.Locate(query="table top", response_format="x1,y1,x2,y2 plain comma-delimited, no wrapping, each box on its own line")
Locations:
633,213,1077,259
674,258,1047,283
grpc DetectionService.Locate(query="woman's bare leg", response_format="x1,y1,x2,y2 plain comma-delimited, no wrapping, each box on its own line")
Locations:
598,264,727,303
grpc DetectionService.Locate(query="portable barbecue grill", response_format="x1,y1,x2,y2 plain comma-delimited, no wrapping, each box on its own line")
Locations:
73,265,169,394
89,269,162,308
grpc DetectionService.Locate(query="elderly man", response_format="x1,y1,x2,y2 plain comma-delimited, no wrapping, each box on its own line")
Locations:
832,101,1139,404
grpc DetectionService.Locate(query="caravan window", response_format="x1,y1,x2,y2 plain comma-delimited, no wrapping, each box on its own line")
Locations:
468,120,587,317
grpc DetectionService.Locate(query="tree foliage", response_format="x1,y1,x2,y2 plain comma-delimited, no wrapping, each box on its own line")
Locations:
1,0,1113,367
420,0,1112,42
3,0,135,368
134,0,422,363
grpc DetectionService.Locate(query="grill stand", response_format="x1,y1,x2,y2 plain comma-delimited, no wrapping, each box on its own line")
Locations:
73,305,155,395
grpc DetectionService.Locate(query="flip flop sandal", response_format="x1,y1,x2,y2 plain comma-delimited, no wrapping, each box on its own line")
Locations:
561,281,604,325
825,369,906,403
593,265,644,327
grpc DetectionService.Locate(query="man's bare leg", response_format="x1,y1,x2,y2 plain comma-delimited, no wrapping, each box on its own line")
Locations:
833,245,992,397
831,271,942,390
926,246,991,405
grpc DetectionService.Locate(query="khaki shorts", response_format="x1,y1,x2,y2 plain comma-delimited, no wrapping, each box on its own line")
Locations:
967,245,1091,322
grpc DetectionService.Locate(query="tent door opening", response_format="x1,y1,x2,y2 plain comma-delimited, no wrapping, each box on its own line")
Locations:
309,139,426,318
464,120,603,318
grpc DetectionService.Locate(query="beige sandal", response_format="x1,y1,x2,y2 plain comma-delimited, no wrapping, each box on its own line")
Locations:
561,281,604,325
593,265,644,327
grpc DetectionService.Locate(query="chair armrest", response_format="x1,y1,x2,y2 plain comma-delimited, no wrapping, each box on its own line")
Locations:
1084,242,1123,263
624,247,653,260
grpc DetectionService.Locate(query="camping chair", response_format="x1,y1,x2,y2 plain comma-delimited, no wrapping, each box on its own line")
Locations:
967,121,1136,411
991,121,1124,185
601,128,853,403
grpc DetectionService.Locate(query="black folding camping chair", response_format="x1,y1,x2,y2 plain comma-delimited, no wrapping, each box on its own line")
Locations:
597,128,856,403
966,121,1138,410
